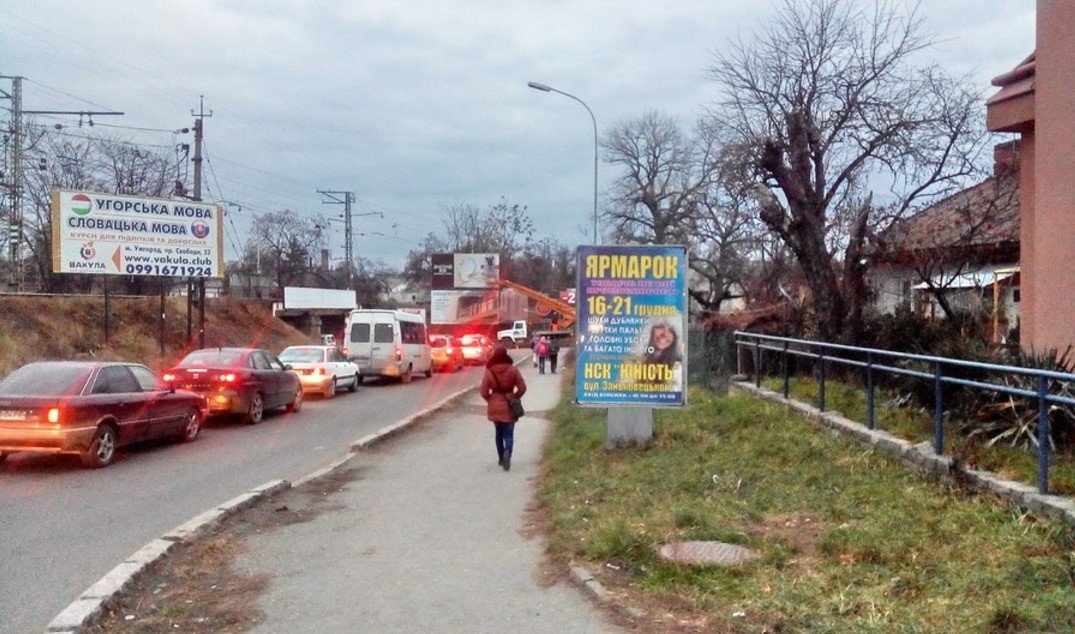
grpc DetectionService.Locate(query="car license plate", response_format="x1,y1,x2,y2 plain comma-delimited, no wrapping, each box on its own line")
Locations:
0,409,28,420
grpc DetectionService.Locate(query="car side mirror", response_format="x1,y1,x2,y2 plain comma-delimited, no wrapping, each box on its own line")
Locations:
284,364,293,371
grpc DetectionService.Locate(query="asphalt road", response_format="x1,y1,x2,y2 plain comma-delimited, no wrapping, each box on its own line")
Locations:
0,364,486,634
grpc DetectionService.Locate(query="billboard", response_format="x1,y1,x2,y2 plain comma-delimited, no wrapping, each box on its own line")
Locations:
430,289,499,324
51,189,224,278
431,253,455,290
283,287,357,310
453,253,499,288
575,245,688,407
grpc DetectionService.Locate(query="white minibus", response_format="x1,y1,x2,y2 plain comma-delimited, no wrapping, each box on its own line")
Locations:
343,310,432,383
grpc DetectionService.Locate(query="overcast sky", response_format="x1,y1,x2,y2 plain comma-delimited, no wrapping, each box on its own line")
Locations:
2,1,1035,270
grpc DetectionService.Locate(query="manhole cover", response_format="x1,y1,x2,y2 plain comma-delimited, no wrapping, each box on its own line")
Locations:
657,541,758,566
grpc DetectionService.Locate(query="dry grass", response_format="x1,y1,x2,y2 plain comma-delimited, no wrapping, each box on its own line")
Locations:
0,296,313,375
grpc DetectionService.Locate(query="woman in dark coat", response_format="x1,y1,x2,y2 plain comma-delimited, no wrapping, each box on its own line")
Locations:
479,345,527,471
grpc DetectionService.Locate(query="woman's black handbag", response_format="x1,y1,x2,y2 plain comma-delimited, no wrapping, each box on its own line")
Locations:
492,371,524,418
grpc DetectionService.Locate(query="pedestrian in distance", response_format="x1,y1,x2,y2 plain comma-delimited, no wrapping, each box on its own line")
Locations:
536,336,550,374
480,345,527,471
530,333,540,368
548,341,560,373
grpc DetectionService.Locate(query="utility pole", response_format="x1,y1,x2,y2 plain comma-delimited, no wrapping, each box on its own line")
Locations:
192,96,212,348
1,75,123,291
2,76,22,290
318,190,356,286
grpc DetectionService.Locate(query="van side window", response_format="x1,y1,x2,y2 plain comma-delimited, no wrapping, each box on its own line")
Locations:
374,323,394,343
350,323,371,343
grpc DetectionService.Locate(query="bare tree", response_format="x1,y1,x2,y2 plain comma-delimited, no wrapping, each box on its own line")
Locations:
707,0,985,342
603,110,715,245
403,197,534,287
245,210,325,294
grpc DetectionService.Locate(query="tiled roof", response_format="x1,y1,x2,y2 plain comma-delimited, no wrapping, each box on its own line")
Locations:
987,52,1035,107
877,175,1020,255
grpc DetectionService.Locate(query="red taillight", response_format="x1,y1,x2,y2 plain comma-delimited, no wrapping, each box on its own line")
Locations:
163,373,176,382
314,367,325,376
217,372,237,383
446,347,454,354
47,407,61,425
395,348,403,361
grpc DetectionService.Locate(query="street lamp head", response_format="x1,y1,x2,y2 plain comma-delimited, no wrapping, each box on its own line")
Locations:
527,81,552,92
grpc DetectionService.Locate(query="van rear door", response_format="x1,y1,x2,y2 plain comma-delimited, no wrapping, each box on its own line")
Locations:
370,313,397,376
347,317,374,375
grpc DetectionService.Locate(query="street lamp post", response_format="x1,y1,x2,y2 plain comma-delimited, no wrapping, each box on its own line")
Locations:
527,81,598,244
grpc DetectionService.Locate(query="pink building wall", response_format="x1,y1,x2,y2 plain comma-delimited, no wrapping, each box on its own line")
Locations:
1031,0,1075,352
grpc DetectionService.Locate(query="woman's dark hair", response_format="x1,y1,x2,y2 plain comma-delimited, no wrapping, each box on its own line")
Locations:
487,345,513,367
645,323,681,366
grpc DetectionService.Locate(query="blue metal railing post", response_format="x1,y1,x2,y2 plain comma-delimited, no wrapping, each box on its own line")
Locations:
866,351,875,430
754,338,761,388
1037,375,1050,494
818,349,826,412
782,340,790,399
933,362,944,455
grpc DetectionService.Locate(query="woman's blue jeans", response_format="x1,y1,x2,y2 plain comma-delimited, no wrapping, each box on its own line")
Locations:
494,421,515,459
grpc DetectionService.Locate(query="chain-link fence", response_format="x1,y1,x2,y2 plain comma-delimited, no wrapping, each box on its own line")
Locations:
687,326,736,394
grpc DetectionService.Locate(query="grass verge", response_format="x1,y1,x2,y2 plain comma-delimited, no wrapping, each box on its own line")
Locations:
766,377,1075,496
541,373,1075,632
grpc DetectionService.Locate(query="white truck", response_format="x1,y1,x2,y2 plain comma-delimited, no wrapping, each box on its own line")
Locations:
496,320,530,347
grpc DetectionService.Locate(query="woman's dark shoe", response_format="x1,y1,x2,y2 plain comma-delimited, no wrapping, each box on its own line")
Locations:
501,450,511,471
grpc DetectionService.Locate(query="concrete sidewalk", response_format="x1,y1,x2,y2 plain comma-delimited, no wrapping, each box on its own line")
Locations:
233,355,622,633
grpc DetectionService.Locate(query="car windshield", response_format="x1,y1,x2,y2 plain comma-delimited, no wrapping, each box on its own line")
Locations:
0,363,93,396
177,349,246,367
279,348,325,363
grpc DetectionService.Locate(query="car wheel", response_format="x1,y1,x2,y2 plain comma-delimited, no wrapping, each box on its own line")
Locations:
424,365,433,378
245,392,265,425
80,424,117,468
324,378,336,399
178,409,202,443
349,373,360,392
501,337,513,347
287,388,303,412
400,365,413,384
0,451,7,465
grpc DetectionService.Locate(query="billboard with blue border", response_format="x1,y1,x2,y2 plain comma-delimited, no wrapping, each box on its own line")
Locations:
575,244,688,407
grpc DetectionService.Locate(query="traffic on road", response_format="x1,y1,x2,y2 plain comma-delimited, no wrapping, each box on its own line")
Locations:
0,335,489,634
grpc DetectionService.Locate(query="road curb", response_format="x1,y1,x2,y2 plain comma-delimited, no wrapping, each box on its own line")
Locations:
570,564,646,620
45,373,492,633
46,480,289,633
351,381,480,450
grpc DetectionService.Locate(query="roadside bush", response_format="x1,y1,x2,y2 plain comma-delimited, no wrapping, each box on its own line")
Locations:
964,346,1075,450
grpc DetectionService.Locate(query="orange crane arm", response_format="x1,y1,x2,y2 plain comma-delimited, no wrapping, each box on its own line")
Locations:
496,279,576,329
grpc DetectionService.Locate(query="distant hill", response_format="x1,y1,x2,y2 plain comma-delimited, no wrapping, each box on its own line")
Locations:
0,295,313,376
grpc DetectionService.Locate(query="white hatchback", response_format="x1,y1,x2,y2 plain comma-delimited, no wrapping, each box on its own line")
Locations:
279,345,361,398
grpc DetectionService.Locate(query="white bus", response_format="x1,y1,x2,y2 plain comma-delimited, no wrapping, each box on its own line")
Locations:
343,309,432,383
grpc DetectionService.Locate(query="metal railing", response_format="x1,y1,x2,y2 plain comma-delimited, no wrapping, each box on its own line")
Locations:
734,331,1075,494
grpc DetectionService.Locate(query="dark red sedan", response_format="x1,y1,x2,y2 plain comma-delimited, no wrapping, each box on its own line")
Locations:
164,348,302,424
0,361,206,468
